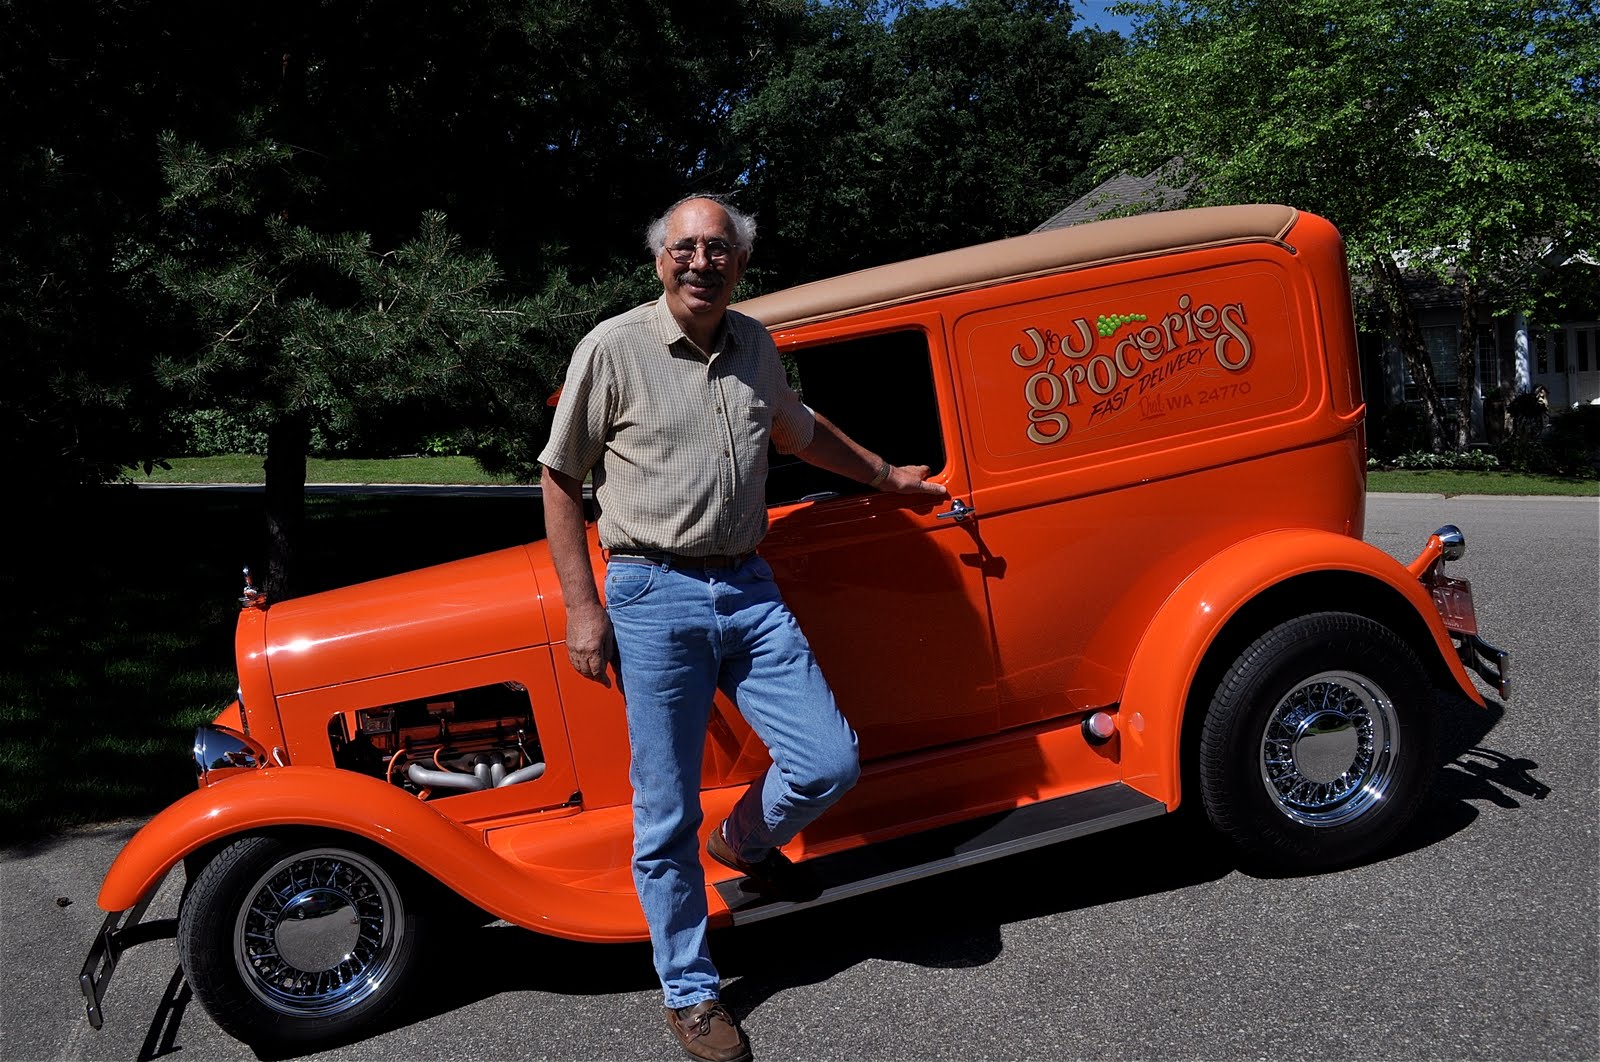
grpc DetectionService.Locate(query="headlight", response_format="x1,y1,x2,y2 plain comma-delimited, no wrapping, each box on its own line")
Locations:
1433,524,1466,562
193,724,268,786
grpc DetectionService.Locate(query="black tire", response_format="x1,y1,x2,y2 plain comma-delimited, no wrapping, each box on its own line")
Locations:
1198,612,1435,872
177,835,423,1048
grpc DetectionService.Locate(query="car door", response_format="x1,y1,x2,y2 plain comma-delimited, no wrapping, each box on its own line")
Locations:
755,313,999,763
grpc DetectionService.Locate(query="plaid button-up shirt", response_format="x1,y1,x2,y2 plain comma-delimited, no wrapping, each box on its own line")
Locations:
539,295,816,556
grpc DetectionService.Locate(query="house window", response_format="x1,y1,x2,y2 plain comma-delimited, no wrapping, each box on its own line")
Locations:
1399,325,1511,404
1578,329,1592,373
1422,326,1460,388
1401,325,1462,402
1535,333,1550,375
1476,327,1500,390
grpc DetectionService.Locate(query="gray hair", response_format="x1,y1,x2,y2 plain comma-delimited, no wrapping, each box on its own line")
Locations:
645,194,757,256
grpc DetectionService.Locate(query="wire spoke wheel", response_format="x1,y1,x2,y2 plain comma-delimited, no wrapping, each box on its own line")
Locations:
233,848,404,1016
1199,612,1433,871
1258,670,1399,827
179,835,424,1047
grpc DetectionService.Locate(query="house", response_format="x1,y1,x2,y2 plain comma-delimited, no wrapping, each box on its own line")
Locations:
1039,170,1600,445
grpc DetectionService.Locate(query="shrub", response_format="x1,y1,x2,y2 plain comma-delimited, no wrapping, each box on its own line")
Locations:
1369,449,1500,472
1367,403,1432,461
417,432,466,457
168,408,268,456
1500,405,1600,479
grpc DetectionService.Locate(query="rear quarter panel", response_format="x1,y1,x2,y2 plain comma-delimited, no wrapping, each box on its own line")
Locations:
947,223,1367,728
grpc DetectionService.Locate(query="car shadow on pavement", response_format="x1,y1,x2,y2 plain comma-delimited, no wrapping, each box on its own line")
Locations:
714,811,1236,1022
355,810,1239,1048
1382,689,1550,862
133,966,191,1062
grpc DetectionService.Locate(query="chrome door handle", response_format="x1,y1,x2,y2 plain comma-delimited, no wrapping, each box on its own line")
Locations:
935,498,976,523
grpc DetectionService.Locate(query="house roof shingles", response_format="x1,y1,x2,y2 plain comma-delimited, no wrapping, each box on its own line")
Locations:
1034,165,1194,232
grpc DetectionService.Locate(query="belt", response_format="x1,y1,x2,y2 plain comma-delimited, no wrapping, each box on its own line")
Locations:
607,548,754,570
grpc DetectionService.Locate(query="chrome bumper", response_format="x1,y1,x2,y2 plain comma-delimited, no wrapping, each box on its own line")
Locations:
78,894,176,1030
1457,631,1510,700
1414,524,1510,701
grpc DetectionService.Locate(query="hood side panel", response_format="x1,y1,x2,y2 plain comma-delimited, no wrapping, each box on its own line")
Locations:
263,546,546,694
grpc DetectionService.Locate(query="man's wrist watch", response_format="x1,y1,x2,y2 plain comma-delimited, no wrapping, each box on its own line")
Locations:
869,460,892,488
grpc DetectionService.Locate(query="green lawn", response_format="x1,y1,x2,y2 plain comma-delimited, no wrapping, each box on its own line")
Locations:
135,455,1598,495
129,454,524,485
1367,469,1598,496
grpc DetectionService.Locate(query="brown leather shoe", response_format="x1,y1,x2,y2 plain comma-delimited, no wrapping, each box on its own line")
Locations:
706,820,818,901
664,999,752,1062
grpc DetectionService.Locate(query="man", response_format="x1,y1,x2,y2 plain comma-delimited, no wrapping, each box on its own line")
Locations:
538,195,945,1062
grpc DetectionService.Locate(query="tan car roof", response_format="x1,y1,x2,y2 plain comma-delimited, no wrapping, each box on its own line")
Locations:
733,204,1299,330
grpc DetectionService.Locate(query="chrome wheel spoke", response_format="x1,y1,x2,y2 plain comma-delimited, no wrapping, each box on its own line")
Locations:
232,849,403,1017
1258,670,1399,828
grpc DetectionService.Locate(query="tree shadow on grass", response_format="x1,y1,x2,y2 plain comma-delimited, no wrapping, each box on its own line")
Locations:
0,487,543,842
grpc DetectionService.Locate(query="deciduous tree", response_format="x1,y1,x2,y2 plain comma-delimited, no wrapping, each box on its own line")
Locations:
730,0,1125,284
1093,0,1599,450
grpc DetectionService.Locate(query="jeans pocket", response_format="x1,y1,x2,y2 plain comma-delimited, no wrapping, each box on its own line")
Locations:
604,563,656,609
749,554,776,582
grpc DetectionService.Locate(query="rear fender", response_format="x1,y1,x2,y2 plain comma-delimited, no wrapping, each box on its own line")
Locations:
1118,528,1484,808
96,766,644,943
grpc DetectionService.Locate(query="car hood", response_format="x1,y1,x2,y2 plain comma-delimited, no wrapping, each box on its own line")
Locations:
256,545,551,695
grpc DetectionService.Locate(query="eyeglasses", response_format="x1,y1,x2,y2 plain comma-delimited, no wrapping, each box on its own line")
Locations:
665,238,735,264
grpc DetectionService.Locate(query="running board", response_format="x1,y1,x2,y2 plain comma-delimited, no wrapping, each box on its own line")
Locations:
716,783,1166,925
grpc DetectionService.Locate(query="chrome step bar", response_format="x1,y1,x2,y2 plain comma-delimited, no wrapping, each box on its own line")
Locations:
717,782,1166,925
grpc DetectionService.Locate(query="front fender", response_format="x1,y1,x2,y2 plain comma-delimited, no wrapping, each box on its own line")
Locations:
96,767,645,943
1118,528,1484,808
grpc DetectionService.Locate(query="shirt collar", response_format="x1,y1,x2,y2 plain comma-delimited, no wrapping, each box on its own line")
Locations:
651,294,737,360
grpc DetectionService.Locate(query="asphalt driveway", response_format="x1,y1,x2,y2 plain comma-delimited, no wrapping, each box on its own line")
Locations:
4,493,1596,1061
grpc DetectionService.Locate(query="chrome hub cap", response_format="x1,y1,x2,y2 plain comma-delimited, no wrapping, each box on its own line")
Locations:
274,888,362,971
234,849,402,1016
1260,670,1399,827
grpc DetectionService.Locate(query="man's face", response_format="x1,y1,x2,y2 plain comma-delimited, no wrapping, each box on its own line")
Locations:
655,199,748,326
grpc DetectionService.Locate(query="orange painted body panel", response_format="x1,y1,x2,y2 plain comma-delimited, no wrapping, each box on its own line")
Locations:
1116,528,1487,808
95,207,1499,948
94,767,645,943
258,545,549,696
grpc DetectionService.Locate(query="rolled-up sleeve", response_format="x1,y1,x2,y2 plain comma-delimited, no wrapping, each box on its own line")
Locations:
766,353,816,456
538,337,613,480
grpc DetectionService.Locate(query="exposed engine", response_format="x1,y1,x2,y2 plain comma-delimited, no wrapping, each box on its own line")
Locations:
329,681,545,798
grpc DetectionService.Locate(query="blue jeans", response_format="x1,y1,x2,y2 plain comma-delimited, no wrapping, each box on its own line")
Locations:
604,553,860,1009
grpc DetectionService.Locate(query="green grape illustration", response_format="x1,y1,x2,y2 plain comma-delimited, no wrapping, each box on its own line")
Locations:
1096,311,1148,339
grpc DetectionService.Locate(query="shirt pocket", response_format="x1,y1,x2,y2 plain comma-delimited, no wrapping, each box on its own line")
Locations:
737,403,775,458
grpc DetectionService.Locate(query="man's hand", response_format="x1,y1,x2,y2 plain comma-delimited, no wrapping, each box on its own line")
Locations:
542,464,618,687
565,602,617,686
882,464,948,497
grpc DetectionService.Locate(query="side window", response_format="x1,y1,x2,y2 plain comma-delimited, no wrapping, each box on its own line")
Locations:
766,330,946,507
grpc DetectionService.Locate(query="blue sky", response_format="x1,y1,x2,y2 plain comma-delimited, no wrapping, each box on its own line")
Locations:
1074,1,1140,35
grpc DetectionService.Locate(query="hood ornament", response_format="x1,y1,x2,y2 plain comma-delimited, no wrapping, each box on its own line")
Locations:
240,566,268,609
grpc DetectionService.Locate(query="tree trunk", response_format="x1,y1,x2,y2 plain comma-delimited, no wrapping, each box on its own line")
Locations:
263,412,310,601
1372,253,1447,452
1455,275,1480,449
